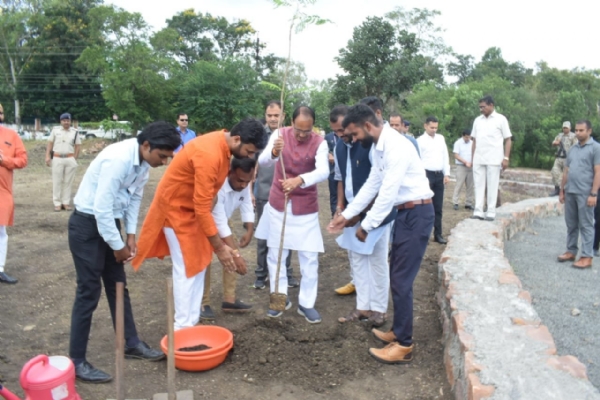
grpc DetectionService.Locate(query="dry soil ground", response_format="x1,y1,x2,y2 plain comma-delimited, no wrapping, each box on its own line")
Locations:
0,140,530,400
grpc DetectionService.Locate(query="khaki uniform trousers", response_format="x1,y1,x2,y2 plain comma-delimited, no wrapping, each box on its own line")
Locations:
452,164,474,206
202,264,237,306
551,157,566,187
52,157,78,207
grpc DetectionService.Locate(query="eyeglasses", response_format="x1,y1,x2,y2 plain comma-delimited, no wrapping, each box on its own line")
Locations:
179,119,188,122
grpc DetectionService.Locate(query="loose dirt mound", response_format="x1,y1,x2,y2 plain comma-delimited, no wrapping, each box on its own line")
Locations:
226,317,385,393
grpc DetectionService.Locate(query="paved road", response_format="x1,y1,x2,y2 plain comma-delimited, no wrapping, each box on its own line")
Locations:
505,215,600,389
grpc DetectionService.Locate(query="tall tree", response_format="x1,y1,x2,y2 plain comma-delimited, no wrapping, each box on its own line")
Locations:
0,0,40,124
151,9,260,69
19,0,106,122
78,5,174,128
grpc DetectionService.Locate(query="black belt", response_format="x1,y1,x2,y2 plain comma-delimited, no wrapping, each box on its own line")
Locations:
74,209,95,220
426,170,444,175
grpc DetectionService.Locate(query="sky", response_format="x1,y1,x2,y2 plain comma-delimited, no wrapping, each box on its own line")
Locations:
110,0,600,81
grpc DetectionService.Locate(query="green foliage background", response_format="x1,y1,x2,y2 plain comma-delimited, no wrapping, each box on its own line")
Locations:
1,1,599,169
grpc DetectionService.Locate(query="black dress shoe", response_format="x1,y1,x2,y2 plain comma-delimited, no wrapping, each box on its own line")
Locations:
75,361,112,383
434,235,448,244
124,341,165,361
0,272,17,284
465,205,474,210
453,204,459,210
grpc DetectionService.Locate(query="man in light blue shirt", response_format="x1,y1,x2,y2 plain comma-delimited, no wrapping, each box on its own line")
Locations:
175,113,196,153
68,121,181,384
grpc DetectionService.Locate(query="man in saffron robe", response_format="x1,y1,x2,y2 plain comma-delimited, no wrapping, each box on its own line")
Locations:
132,118,266,330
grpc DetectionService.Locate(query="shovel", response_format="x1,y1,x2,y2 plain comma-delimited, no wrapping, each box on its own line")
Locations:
269,134,290,312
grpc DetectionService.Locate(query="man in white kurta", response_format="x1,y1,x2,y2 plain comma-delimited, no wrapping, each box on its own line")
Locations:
471,96,512,221
255,107,329,323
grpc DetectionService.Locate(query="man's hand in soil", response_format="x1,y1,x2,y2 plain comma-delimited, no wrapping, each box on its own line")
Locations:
114,246,132,263
233,253,247,275
328,214,347,234
215,244,237,273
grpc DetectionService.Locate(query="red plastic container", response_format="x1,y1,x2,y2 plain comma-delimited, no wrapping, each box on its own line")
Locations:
20,355,81,400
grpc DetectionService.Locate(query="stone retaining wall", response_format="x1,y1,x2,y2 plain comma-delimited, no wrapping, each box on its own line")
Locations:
438,197,600,399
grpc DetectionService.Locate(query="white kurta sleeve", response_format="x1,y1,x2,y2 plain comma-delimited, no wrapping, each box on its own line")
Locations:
212,193,231,238
299,140,330,188
239,187,255,223
333,145,342,182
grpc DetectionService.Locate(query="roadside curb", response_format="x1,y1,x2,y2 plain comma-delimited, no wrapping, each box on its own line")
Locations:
438,197,600,399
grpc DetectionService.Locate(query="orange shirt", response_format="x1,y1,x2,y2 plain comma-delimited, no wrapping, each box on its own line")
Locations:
132,130,231,277
0,126,28,226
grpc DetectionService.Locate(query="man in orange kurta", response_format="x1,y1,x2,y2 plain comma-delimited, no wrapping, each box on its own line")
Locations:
132,118,267,329
0,103,28,284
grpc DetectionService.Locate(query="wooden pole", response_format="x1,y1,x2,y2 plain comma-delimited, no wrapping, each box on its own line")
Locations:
115,282,125,400
167,278,176,400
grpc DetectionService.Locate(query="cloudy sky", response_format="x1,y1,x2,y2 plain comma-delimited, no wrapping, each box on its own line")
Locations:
110,0,600,81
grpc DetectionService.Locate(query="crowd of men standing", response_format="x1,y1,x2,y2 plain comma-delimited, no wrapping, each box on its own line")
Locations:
3,93,599,381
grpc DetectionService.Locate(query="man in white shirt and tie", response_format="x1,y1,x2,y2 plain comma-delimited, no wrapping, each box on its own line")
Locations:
68,121,181,383
416,117,450,244
201,157,256,319
329,104,434,365
452,129,474,210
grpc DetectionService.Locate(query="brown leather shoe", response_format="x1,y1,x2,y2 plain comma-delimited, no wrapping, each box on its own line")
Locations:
573,257,593,269
557,252,576,262
372,328,396,344
369,342,414,364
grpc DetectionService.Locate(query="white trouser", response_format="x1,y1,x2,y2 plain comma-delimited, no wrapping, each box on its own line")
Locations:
347,250,355,285
164,228,206,331
473,164,501,218
348,224,390,313
267,247,319,309
0,226,7,272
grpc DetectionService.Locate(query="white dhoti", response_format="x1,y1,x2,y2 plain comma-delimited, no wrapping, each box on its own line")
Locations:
255,202,324,308
336,223,391,313
164,227,206,330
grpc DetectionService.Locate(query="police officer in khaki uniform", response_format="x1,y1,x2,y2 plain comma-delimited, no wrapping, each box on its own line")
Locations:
45,113,81,211
550,121,577,196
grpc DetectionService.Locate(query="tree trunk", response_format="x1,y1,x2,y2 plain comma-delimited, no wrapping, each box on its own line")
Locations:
14,98,20,126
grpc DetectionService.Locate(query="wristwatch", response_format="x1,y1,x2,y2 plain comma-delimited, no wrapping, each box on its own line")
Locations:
590,193,598,197
503,156,509,161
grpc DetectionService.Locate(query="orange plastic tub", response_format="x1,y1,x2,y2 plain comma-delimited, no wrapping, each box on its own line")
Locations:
160,326,234,372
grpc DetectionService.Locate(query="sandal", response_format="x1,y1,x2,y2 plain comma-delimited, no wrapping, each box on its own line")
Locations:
54,206,62,212
368,311,387,327
338,309,371,323
63,205,72,211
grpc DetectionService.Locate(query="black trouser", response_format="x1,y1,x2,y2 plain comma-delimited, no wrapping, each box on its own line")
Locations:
594,191,600,251
390,203,434,346
328,175,337,217
426,170,445,236
254,199,292,280
68,211,138,360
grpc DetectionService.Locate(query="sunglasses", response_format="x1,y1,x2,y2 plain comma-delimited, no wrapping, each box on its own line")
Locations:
179,119,188,122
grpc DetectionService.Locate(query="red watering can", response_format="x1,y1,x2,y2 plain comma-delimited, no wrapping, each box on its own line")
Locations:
0,355,81,400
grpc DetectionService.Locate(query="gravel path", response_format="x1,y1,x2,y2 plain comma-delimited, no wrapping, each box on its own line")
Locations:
505,215,600,389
